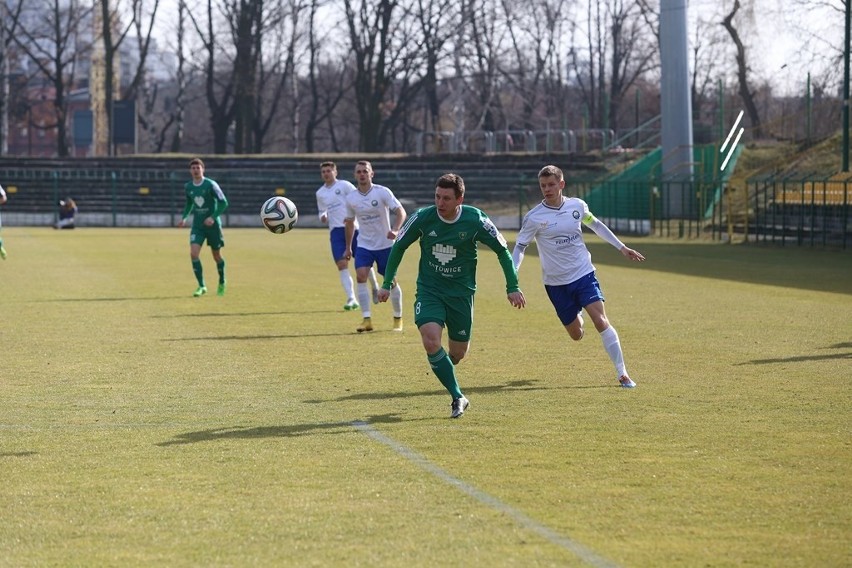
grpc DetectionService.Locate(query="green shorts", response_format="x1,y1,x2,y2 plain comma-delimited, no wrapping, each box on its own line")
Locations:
190,222,225,249
414,289,475,343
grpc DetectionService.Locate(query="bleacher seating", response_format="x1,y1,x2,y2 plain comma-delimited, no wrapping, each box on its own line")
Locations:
0,154,607,226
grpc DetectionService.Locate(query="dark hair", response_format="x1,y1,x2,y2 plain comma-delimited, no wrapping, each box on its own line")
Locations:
189,157,205,168
320,161,336,170
436,173,465,198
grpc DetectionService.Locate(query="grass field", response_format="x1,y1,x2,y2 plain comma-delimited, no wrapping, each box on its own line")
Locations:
1,227,850,567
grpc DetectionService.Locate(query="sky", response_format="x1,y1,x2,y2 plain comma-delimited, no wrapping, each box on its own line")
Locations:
148,0,844,96
688,0,843,95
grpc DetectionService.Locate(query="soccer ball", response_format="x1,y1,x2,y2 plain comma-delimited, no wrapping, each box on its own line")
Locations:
260,196,298,234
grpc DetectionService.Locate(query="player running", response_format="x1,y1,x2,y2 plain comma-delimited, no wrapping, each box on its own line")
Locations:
512,164,645,388
377,173,525,418
315,161,380,311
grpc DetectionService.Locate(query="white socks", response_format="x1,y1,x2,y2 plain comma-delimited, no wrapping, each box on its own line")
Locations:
357,282,371,317
390,284,403,317
600,326,626,377
339,269,355,302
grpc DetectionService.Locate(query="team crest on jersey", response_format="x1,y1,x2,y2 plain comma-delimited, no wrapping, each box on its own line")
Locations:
194,196,205,207
573,210,580,219
458,232,467,239
432,243,457,265
335,189,341,195
371,200,378,206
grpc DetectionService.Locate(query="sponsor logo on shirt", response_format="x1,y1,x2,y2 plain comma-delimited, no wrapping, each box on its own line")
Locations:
555,234,580,245
428,230,438,237
432,243,457,265
194,196,205,207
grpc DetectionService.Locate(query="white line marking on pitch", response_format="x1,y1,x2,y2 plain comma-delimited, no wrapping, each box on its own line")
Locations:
352,421,620,568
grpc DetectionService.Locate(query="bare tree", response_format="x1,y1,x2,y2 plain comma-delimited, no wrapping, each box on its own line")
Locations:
498,0,568,131
342,0,425,152
414,0,458,135
304,0,349,152
95,0,159,155
13,0,92,157
780,0,847,94
721,0,762,137
168,0,189,152
605,0,656,132
187,0,236,153
569,0,655,133
457,0,507,133
1,0,25,154
250,0,308,153
225,0,264,154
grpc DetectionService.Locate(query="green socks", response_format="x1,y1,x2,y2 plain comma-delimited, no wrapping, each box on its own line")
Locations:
192,258,204,286
428,348,462,399
216,259,225,285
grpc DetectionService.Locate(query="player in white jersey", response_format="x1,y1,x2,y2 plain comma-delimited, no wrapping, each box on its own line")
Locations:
512,164,645,388
343,160,407,333
315,161,379,311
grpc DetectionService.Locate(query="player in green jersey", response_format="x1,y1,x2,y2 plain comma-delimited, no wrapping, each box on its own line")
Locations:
377,173,526,418
177,158,229,297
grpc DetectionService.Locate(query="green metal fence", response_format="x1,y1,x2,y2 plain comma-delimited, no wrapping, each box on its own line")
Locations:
2,164,849,249
744,173,851,249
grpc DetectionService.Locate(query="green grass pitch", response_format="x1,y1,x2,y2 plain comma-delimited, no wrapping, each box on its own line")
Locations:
0,227,850,566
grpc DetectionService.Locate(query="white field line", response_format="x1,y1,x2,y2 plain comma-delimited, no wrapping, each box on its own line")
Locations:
352,421,620,568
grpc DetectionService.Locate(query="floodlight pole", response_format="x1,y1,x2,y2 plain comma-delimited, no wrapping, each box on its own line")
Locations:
660,0,694,215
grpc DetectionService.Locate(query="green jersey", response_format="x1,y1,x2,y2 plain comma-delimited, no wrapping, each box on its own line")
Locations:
182,177,228,226
383,204,519,297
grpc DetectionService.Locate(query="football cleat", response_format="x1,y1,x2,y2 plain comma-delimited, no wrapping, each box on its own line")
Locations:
217,282,226,296
343,300,360,311
619,375,636,388
0,245,6,260
193,286,208,297
392,317,403,332
450,396,470,418
356,317,373,333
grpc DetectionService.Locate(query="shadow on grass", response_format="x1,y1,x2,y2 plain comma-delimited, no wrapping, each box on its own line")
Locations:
516,240,852,295
737,350,852,365
38,296,188,302
152,310,340,318
163,330,398,341
736,342,852,365
156,413,403,446
303,380,609,404
0,451,38,458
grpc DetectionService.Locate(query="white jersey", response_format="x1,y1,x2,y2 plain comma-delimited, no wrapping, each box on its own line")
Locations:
316,179,358,229
514,196,598,286
344,184,402,251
